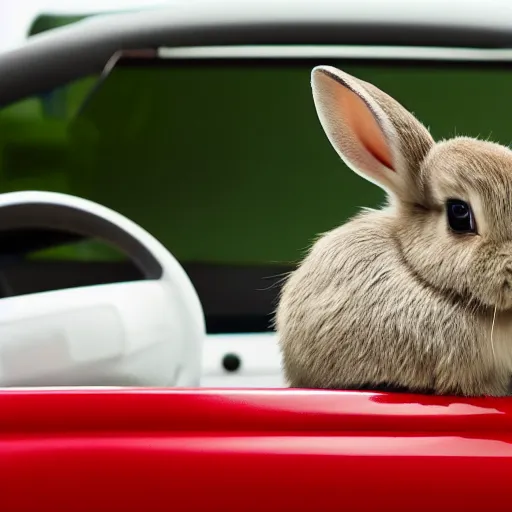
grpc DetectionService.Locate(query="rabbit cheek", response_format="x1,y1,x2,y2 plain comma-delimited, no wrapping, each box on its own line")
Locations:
467,244,512,311
486,312,512,374
499,263,512,309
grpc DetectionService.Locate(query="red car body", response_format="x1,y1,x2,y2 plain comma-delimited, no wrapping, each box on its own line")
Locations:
2,387,511,512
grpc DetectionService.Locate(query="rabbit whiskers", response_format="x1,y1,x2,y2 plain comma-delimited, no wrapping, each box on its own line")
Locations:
490,301,498,361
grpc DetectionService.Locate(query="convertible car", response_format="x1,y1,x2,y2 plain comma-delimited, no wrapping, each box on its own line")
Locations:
1,0,512,509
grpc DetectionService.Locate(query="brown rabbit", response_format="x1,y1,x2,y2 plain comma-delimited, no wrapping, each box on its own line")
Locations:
275,65,512,397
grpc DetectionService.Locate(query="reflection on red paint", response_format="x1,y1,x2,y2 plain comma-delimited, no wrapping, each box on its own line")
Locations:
0,387,511,512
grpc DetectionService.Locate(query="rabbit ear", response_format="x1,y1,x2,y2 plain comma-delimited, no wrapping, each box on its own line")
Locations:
311,65,434,203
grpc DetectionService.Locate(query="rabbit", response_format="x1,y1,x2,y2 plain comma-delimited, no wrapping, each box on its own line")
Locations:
275,65,512,397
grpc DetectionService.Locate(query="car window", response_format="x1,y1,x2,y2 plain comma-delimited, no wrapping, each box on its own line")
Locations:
0,56,510,332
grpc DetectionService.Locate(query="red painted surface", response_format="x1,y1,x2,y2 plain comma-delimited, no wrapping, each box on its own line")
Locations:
1,387,511,511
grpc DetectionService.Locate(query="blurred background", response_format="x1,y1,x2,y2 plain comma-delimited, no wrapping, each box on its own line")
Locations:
0,1,169,52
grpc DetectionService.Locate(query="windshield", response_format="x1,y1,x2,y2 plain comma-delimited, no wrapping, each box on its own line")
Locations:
0,55,510,333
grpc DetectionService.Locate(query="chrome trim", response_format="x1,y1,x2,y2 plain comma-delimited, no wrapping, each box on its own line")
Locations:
158,45,512,61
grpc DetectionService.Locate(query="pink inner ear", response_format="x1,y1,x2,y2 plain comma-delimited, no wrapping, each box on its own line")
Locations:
340,85,395,171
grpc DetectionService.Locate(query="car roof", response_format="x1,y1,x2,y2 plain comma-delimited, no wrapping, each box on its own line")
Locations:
0,0,512,106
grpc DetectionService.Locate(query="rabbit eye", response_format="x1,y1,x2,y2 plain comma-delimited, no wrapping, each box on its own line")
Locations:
446,199,476,234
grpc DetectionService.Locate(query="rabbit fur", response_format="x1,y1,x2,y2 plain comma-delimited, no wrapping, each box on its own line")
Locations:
275,65,512,397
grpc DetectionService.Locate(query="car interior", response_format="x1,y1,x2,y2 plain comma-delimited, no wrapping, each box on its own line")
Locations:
0,12,511,385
